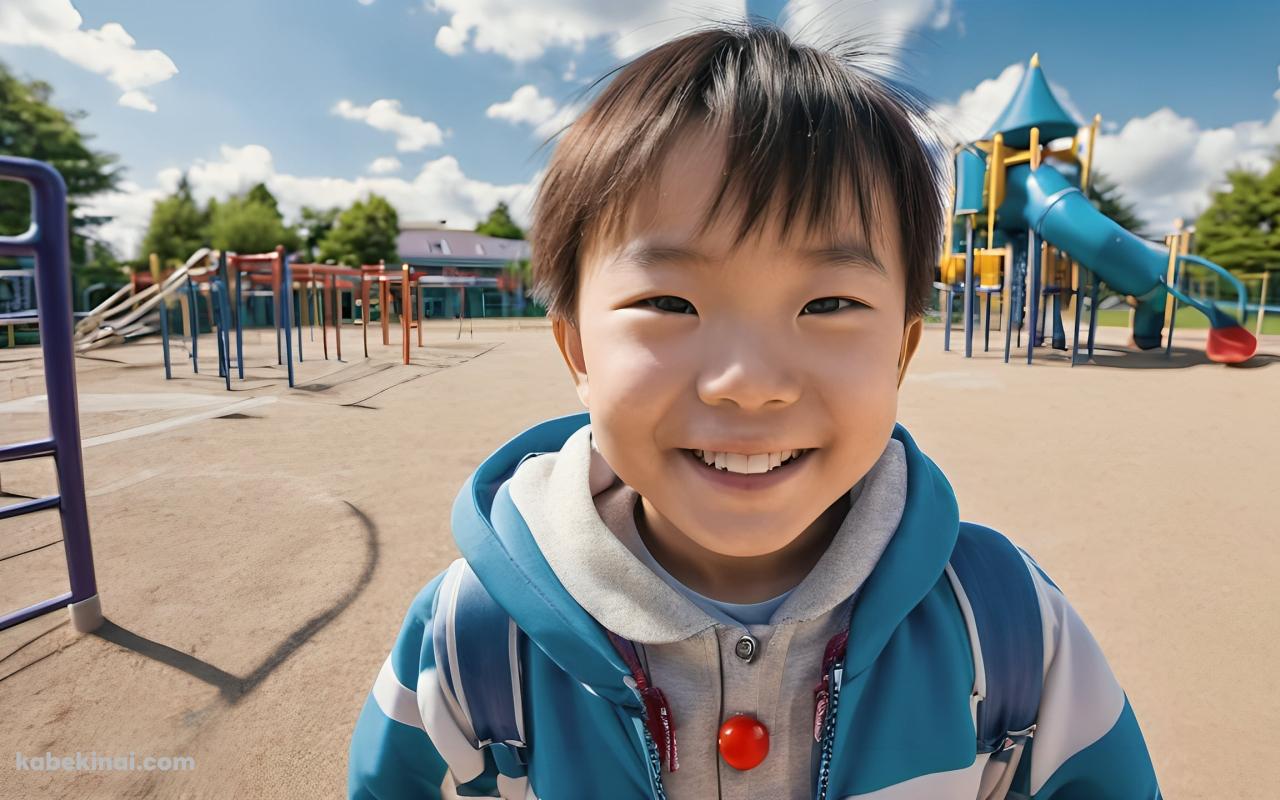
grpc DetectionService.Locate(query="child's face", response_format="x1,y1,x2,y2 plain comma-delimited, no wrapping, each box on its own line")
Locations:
554,124,923,559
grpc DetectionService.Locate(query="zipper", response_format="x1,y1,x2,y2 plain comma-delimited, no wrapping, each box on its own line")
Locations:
813,661,843,800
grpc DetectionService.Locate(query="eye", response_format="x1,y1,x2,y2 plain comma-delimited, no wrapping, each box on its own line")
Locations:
641,296,697,315
801,297,865,315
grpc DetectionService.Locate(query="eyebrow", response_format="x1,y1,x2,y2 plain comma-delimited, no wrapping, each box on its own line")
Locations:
613,241,887,277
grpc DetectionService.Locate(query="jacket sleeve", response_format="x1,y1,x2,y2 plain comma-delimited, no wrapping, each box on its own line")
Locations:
1017,553,1162,799
348,571,499,799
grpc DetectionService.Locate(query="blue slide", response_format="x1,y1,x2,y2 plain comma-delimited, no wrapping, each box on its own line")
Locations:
998,162,1257,363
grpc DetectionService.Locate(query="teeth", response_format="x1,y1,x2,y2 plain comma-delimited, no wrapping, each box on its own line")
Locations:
692,448,806,475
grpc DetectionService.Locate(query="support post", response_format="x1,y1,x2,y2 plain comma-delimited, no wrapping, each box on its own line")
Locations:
962,215,975,358
401,264,411,365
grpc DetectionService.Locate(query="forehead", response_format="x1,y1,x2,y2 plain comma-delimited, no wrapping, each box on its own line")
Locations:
581,122,904,276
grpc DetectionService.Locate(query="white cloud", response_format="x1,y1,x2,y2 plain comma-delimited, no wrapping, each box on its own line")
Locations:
82,144,539,260
1093,100,1280,231
367,156,403,174
780,0,953,74
429,0,746,63
485,84,584,139
79,180,166,259
117,90,157,113
358,0,376,5
0,0,177,111
487,85,558,126
332,98,446,151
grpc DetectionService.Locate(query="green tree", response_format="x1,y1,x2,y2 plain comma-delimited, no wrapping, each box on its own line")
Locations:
298,205,340,260
1086,169,1145,236
1196,154,1280,277
0,60,120,266
318,194,399,266
208,191,299,254
140,174,208,266
246,182,280,217
474,201,524,239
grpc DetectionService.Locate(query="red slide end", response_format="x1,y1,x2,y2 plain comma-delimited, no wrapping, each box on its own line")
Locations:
1206,324,1257,364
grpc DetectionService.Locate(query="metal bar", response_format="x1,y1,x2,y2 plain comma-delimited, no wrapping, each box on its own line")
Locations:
187,277,199,373
296,287,304,363
942,287,952,351
361,275,369,359
234,258,245,379
0,154,99,632
159,296,172,379
333,275,343,362
0,592,74,633
401,265,410,365
962,216,975,358
1072,266,1086,366
1087,271,1100,358
416,283,424,348
321,280,330,360
1027,230,1041,365
273,252,283,365
280,248,295,388
984,292,992,352
0,438,55,463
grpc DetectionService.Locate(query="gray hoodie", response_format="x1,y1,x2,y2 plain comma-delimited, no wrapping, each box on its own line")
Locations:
507,424,907,799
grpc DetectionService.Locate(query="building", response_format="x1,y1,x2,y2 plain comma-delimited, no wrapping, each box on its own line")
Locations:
397,221,533,318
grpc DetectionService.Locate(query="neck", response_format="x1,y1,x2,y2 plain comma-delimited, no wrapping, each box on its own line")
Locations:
634,493,850,604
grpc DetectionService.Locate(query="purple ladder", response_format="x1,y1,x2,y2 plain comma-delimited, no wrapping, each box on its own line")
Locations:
0,156,102,633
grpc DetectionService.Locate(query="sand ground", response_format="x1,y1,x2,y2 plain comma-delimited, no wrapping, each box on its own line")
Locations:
0,318,1277,799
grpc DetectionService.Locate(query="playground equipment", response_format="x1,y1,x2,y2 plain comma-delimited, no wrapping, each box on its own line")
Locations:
938,54,1258,365
153,252,500,389
0,155,103,634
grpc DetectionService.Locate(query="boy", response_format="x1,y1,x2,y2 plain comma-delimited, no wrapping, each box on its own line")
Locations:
349,21,1161,799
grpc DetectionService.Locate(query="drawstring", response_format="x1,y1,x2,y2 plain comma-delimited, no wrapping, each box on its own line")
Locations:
606,623,853,784
608,631,680,774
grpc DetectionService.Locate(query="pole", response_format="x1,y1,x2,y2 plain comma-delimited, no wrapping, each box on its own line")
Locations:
361,274,369,359
280,247,295,388
962,215,975,358
233,257,244,379
401,264,410,365
333,274,343,362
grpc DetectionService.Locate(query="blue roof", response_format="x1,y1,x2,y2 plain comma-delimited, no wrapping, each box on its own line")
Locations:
982,55,1081,148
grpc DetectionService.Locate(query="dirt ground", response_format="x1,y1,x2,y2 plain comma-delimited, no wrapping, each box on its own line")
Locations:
0,318,1277,799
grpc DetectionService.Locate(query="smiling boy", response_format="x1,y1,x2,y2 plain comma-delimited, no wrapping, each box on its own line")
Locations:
349,21,1160,800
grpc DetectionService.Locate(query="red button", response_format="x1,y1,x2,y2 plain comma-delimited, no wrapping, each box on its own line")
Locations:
718,714,769,770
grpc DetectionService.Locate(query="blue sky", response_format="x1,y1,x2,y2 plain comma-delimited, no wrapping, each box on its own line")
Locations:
2,0,1278,258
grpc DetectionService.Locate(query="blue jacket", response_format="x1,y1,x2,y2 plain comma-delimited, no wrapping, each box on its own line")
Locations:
349,412,1161,798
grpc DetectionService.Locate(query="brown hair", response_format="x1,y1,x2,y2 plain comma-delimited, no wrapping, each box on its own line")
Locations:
528,19,947,325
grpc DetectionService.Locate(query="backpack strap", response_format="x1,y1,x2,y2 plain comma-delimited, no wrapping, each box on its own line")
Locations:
433,558,528,780
945,523,1044,758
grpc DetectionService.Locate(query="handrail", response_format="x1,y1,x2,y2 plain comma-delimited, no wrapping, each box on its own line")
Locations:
0,156,103,634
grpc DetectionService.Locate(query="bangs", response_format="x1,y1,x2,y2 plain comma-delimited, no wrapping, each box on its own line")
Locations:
529,20,948,323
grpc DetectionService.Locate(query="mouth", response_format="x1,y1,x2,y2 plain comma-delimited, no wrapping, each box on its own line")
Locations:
680,447,813,490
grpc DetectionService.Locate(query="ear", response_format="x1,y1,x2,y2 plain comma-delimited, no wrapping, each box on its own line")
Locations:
551,316,590,408
897,315,924,389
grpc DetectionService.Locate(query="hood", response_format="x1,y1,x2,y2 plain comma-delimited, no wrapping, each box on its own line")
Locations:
450,411,960,699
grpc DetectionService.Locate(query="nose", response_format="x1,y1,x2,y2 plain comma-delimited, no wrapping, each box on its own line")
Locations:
694,327,802,410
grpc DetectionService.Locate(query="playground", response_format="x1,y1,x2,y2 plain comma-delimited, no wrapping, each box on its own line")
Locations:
1,49,1279,800
0,308,1277,797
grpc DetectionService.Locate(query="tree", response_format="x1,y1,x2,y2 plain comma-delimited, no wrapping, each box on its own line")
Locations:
1196,153,1280,277
1086,169,1145,236
208,191,299,254
298,206,340,260
475,201,524,239
140,174,208,266
246,183,281,217
0,60,120,267
318,194,399,266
